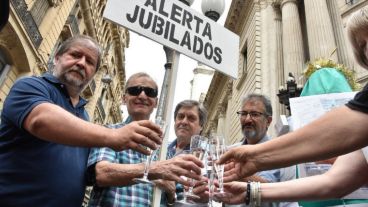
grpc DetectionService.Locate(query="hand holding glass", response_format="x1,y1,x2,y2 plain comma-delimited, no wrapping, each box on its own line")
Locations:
178,135,208,204
133,117,166,184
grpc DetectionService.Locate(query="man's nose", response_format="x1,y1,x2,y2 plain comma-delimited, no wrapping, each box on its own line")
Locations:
76,56,87,68
137,90,148,98
180,117,189,124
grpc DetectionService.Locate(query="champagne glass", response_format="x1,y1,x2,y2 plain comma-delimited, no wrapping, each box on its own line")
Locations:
185,135,208,200
176,150,193,205
133,116,166,184
210,134,226,195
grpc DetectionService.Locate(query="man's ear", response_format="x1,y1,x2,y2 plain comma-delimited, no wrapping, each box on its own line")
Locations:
154,97,158,108
267,116,272,126
122,94,127,104
53,55,59,65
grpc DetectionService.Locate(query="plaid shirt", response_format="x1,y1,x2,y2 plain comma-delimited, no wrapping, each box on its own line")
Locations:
87,122,153,207
165,139,190,201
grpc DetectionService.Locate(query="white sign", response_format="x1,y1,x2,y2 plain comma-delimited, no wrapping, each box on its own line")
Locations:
103,0,239,79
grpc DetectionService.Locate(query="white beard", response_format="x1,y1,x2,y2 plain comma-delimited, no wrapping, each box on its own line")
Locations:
243,130,257,140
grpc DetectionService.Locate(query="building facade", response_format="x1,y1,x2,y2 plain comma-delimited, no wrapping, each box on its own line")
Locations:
203,0,368,144
0,0,129,125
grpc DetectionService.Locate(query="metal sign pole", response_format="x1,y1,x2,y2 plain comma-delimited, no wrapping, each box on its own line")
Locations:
152,47,180,207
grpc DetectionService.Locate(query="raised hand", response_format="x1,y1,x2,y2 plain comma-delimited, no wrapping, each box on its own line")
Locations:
153,179,176,202
110,120,162,153
149,153,204,186
218,145,259,182
190,178,210,203
213,182,247,204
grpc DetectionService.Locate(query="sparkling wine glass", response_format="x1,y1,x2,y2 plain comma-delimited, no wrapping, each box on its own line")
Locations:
133,116,166,184
185,135,208,200
210,134,226,195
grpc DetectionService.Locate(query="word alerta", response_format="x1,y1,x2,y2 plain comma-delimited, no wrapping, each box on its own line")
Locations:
127,0,223,64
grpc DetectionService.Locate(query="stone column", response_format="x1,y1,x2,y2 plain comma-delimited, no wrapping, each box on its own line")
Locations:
304,0,338,61
281,0,305,82
273,2,287,121
326,0,353,68
216,105,226,137
259,1,283,102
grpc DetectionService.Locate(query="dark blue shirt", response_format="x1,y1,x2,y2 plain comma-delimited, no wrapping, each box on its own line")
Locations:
346,83,368,113
0,73,90,207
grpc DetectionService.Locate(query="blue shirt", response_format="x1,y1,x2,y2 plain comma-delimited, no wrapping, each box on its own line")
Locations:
87,121,153,207
0,73,90,207
166,139,190,202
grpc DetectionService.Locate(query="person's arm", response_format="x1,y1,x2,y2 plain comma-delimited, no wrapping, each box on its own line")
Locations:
94,154,204,187
23,103,162,153
262,150,368,201
221,106,368,181
217,150,368,204
255,106,368,170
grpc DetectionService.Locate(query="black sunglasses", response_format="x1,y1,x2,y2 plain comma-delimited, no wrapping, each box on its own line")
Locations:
126,86,158,98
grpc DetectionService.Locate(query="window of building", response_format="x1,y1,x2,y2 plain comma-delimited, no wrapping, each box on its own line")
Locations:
345,0,359,5
241,43,248,76
236,41,248,90
30,0,50,26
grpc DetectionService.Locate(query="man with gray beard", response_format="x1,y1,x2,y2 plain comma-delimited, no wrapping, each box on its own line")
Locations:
226,93,296,207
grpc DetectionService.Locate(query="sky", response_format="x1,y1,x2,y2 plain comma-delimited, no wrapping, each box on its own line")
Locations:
123,0,232,141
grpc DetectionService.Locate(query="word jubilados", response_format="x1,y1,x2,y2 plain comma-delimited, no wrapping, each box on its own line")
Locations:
127,0,223,64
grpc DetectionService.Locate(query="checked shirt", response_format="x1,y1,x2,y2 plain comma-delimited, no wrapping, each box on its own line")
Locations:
87,122,153,207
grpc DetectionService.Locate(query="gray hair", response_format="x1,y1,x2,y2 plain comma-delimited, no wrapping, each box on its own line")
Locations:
125,72,158,90
347,6,368,69
174,100,208,127
241,93,272,116
55,35,102,71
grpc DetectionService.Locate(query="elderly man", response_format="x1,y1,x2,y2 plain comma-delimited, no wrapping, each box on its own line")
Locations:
87,73,203,207
0,36,162,207
226,93,296,207
164,99,208,206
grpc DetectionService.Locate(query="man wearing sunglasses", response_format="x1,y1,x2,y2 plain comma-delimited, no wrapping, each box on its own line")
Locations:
86,73,204,207
225,93,297,207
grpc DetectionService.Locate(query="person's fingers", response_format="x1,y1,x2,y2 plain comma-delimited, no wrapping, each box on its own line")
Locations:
213,192,233,203
193,177,208,187
217,149,234,165
192,183,208,194
132,127,162,149
177,176,192,186
223,173,239,183
224,162,235,171
129,142,151,155
223,166,237,178
137,120,163,143
181,154,204,170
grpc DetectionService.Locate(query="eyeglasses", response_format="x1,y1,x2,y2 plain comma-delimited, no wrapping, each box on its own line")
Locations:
236,111,266,119
126,86,158,98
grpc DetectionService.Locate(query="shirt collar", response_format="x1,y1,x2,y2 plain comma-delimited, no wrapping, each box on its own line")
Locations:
41,73,88,106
